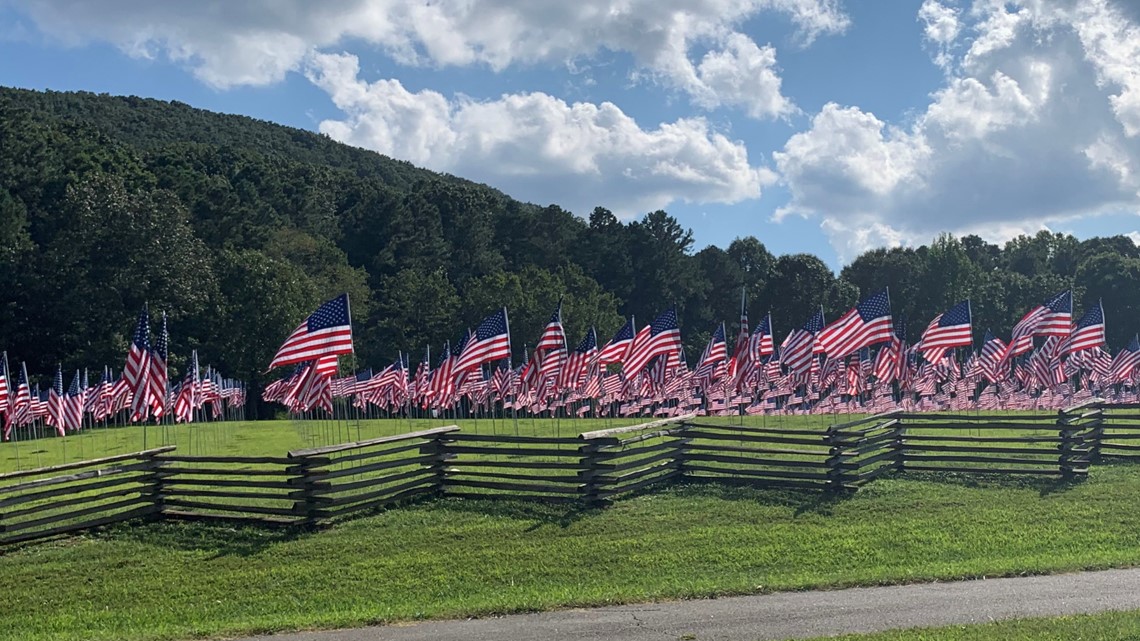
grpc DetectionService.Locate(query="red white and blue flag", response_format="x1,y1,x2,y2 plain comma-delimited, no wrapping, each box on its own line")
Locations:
817,289,894,358
124,305,151,422
623,308,682,375
268,294,354,370
1067,300,1106,354
917,300,972,362
454,308,511,373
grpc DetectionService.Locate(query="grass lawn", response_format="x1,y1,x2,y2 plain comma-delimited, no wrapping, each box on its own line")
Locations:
0,413,858,473
4,461,1140,641
0,409,1073,474
816,609,1140,640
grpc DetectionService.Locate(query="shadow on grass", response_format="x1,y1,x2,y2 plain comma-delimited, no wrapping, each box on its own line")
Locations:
662,479,856,516
431,496,605,531
889,469,1084,497
86,518,311,558
7,466,1101,554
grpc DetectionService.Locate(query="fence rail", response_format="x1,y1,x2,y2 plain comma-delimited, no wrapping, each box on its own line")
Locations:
0,446,171,545
9,401,1140,546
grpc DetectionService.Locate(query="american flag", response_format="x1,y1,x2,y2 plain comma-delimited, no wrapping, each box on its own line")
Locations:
781,308,825,376
598,317,636,366
65,370,84,432
414,347,431,403
1088,347,1113,382
124,306,151,422
535,301,566,351
268,293,354,370
749,312,775,360
872,335,902,382
976,330,1007,383
148,311,169,420
537,347,566,393
491,360,514,397
6,361,31,437
917,300,972,362
818,289,894,358
1110,335,1140,383
428,342,453,404
561,327,598,391
48,364,65,436
1036,289,1073,337
1002,290,1072,363
0,352,8,417
623,307,682,375
694,323,728,380
173,365,196,423
1068,300,1106,354
454,308,511,373
601,371,624,397
297,358,334,414
730,288,749,365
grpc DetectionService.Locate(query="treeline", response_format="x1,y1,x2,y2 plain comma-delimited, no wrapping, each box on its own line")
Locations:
1,86,1139,414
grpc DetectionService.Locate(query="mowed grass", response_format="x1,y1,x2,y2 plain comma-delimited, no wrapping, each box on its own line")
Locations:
0,409,1070,474
816,609,1140,640
5,461,1140,640
0,413,862,473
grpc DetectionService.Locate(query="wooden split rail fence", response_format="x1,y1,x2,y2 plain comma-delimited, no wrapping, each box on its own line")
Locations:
3,400,1135,545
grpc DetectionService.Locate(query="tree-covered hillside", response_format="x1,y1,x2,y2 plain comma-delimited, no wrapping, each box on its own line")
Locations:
2,86,1138,413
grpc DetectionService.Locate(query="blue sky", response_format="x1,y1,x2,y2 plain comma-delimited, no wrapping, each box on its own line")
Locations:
3,0,1140,269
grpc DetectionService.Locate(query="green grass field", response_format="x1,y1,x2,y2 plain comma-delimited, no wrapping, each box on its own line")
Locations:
0,413,861,473
4,458,1140,640
0,409,1072,474
814,609,1140,640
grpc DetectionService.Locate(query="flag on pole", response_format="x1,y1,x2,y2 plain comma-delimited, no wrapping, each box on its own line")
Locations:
623,307,682,375
267,294,354,370
597,317,635,366
454,308,511,373
782,308,826,377
917,300,973,362
124,305,152,422
1068,300,1106,354
0,352,9,418
65,370,84,432
817,289,894,358
149,311,169,419
48,364,65,436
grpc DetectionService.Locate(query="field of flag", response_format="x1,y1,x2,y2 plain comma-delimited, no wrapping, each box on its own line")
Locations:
0,283,1129,462
260,287,1122,423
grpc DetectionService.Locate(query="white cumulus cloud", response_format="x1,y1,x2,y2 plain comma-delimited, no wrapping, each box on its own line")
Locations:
774,0,1140,262
10,0,848,118
307,52,775,217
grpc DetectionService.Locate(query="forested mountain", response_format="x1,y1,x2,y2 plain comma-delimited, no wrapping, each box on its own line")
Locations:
2,86,1139,414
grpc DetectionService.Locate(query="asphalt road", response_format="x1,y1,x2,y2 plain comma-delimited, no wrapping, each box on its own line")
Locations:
240,567,1140,641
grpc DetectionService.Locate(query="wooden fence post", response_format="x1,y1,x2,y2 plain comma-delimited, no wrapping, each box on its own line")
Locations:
1088,409,1105,465
288,454,329,528
825,426,850,491
577,440,605,506
424,432,453,498
143,449,170,521
893,419,906,473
